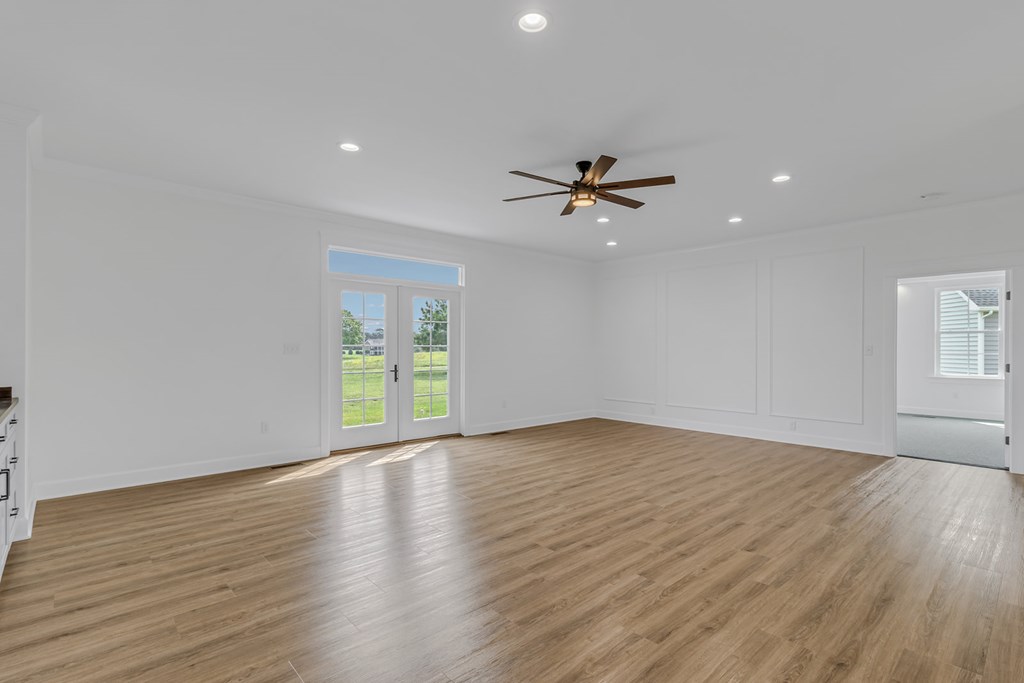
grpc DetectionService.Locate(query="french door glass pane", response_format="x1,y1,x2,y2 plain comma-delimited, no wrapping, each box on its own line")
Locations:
412,297,450,421
341,290,387,428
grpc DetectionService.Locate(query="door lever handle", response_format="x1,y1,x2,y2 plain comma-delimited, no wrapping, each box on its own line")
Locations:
390,364,399,382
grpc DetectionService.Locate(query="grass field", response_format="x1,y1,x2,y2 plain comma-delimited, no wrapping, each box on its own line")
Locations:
342,350,448,426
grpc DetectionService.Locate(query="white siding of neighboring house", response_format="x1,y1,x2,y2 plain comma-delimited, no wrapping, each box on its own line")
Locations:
938,290,997,376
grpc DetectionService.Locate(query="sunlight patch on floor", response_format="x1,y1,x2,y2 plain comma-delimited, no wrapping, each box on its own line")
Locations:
266,451,370,484
367,441,438,467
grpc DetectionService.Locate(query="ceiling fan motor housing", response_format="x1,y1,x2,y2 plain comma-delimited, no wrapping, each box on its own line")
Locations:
575,160,593,177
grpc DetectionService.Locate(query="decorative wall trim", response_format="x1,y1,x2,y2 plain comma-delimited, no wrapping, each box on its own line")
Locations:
664,260,759,415
0,102,38,127
34,447,324,501
769,247,865,424
603,397,657,406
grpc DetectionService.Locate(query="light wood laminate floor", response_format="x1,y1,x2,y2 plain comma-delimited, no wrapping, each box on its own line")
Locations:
1,419,1023,682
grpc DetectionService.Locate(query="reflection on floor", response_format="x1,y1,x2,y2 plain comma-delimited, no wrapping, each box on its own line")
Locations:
897,413,1006,469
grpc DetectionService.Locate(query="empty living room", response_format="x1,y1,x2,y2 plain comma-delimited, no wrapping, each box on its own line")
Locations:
2,2,1024,681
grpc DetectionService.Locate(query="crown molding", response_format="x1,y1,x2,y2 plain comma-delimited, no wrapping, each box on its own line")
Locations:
32,153,593,267
0,102,39,127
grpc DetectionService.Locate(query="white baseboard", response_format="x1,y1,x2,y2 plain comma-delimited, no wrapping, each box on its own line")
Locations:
13,498,34,542
595,410,889,457
0,542,9,584
30,412,892,501
464,411,595,437
897,406,1004,422
33,446,324,501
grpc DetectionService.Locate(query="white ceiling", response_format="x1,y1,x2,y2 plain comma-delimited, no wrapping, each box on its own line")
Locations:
3,1,1024,260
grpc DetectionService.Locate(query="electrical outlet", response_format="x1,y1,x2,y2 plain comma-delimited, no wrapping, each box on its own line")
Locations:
501,399,508,409
789,421,797,431
864,344,874,356
261,421,270,434
283,343,300,355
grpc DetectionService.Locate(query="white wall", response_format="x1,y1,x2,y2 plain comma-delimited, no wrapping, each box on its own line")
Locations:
29,166,595,498
0,104,35,540
596,191,1024,474
0,109,30,405
26,156,1024,500
897,273,1004,420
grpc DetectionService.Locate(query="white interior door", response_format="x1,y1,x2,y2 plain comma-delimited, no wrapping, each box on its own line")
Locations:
399,287,461,440
330,280,399,450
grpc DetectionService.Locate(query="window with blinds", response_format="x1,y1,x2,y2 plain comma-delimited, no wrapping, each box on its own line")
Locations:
936,287,1001,377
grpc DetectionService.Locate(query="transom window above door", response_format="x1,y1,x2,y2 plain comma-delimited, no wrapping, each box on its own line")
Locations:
328,248,463,286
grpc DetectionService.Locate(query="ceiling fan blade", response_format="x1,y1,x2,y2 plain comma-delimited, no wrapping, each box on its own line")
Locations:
596,190,644,209
598,175,676,191
560,199,577,216
509,170,575,189
503,190,571,202
583,155,617,186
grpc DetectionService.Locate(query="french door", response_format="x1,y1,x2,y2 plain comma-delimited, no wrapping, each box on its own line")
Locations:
329,279,461,450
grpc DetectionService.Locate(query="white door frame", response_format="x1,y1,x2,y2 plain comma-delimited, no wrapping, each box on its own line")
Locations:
320,252,465,455
886,261,1016,471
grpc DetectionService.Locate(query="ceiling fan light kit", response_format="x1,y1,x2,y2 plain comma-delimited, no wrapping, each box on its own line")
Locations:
571,188,597,207
504,155,675,216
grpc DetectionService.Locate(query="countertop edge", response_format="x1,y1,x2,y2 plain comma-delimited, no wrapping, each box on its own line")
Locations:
0,397,19,426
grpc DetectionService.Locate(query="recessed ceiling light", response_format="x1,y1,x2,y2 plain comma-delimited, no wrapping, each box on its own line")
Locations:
728,216,743,223
772,175,791,183
518,12,548,32
596,217,610,223
338,142,360,152
606,241,617,247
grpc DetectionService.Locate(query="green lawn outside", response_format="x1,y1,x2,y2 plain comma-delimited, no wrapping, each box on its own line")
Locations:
342,349,449,427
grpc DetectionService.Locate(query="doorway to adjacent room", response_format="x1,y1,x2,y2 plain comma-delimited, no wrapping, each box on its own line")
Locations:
896,270,1009,469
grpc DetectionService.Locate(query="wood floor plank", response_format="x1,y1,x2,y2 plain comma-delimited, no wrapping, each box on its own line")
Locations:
1,418,1023,681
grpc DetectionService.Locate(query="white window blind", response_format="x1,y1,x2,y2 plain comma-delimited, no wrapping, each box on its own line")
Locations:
937,288,1001,377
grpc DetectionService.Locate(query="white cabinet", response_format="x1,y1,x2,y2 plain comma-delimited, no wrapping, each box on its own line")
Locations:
0,403,21,577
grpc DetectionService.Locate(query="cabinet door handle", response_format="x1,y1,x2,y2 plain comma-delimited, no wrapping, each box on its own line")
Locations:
0,469,8,502
9,507,17,517
9,418,16,425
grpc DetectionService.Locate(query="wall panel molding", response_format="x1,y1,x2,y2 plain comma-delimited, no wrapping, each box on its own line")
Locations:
664,261,758,414
769,247,864,424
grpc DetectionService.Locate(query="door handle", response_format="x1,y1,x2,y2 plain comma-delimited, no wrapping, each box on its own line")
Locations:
0,469,8,502
390,364,399,382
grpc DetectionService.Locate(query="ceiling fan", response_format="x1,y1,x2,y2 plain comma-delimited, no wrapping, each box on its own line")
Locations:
503,155,676,216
